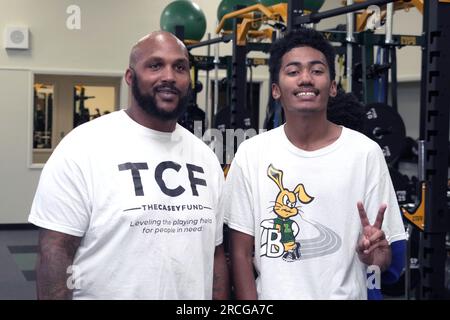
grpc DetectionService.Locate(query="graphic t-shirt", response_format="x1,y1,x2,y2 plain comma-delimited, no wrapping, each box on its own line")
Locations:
221,125,406,299
29,110,224,299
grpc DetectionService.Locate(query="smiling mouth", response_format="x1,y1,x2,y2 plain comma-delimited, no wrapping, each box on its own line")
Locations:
155,88,179,101
295,91,317,97
155,85,179,94
157,90,177,95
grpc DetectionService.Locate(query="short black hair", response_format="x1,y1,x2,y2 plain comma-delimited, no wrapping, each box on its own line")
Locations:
269,28,336,84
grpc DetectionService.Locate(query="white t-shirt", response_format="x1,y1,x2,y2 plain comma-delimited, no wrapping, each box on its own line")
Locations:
29,110,224,300
221,125,406,300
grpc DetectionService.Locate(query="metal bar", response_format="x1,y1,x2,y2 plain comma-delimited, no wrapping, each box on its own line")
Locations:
418,0,450,300
418,1,429,141
287,0,305,31
422,1,450,234
294,0,396,25
361,32,375,104
246,43,272,53
418,140,425,181
320,30,424,47
205,33,211,129
390,46,398,110
405,223,413,300
213,37,220,118
346,0,354,92
231,16,247,130
420,233,447,298
384,2,396,108
192,55,268,70
385,3,394,44
187,34,232,50
215,3,274,34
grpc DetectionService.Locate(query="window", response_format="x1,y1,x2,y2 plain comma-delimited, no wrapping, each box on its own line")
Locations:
73,85,116,127
32,74,122,165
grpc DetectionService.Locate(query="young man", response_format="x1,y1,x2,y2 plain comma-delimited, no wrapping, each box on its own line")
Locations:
29,31,229,299
221,28,406,299
327,89,406,300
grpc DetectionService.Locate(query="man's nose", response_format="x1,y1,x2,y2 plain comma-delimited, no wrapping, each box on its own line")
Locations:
297,70,313,85
161,66,176,82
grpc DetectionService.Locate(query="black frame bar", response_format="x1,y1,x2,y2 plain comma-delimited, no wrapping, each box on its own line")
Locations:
291,0,397,27
417,0,450,300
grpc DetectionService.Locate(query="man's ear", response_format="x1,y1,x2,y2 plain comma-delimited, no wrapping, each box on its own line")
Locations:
272,82,281,100
329,80,337,98
125,68,133,86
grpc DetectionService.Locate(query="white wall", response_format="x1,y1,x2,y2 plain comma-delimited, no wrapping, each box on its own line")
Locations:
392,6,423,81
0,0,424,223
0,69,42,223
0,0,170,70
396,81,421,139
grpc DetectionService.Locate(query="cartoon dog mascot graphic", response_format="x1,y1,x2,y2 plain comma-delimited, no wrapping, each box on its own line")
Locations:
261,164,314,262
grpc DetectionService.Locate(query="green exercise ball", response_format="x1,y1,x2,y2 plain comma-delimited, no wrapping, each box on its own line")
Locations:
258,0,324,12
217,0,258,31
160,0,206,41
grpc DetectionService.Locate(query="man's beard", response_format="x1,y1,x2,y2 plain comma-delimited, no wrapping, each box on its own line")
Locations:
131,71,190,121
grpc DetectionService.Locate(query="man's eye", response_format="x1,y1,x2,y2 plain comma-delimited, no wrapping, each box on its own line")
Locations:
287,70,298,76
312,69,324,75
176,65,187,71
149,63,161,70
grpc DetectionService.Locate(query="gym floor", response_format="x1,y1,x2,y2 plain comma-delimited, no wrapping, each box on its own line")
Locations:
0,229,38,299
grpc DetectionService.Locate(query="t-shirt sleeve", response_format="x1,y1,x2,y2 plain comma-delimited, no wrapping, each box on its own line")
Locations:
28,140,91,237
364,147,407,244
220,153,255,237
214,162,225,246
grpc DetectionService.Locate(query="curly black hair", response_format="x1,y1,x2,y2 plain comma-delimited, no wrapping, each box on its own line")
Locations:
327,89,366,132
269,28,336,85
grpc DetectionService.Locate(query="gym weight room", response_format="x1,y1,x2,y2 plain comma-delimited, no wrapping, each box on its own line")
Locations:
0,0,449,300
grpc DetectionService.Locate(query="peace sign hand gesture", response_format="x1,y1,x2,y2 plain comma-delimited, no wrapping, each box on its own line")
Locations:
356,202,392,272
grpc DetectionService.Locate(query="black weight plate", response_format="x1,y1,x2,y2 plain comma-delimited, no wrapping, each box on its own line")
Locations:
364,103,406,165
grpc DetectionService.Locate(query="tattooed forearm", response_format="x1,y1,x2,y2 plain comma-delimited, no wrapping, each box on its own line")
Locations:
36,228,82,300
